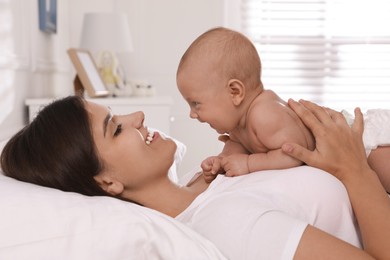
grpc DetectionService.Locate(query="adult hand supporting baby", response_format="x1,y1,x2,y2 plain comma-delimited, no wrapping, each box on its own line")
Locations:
281,99,370,181
283,99,390,259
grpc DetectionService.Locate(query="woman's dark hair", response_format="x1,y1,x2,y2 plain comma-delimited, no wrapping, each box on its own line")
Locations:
0,95,110,197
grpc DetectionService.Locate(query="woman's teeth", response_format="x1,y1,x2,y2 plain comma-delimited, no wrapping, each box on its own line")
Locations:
146,129,155,145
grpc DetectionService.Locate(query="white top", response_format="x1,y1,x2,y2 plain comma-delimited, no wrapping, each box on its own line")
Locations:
176,166,362,260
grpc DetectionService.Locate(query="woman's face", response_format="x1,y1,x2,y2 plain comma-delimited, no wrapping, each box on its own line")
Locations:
85,101,177,192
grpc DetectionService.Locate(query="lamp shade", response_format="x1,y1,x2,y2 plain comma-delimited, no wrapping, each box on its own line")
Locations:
80,12,133,53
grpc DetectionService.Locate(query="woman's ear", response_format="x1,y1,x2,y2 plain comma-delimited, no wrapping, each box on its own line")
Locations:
227,79,245,106
94,174,124,196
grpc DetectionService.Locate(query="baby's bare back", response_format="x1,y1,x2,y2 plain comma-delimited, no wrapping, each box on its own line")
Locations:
231,90,315,153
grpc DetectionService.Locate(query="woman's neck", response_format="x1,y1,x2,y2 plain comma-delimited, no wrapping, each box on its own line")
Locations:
122,174,210,217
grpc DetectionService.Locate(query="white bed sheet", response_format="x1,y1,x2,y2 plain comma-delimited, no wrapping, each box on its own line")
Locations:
0,132,225,259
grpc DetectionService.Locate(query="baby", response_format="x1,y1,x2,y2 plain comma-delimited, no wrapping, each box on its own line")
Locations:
177,27,390,191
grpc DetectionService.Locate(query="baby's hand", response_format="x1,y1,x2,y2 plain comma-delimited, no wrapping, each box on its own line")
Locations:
221,154,250,177
201,156,223,183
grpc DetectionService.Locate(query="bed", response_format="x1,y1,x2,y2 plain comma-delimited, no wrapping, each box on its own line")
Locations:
0,134,227,259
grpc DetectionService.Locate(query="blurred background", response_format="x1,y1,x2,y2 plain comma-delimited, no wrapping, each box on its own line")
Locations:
1,0,389,177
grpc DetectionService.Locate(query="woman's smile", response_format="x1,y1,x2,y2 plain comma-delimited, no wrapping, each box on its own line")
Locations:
145,128,155,144
137,128,159,145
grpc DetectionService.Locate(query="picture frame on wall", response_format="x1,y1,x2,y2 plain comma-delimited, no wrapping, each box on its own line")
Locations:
67,48,110,98
38,0,57,34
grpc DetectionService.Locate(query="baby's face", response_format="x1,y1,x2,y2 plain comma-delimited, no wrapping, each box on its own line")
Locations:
177,65,239,134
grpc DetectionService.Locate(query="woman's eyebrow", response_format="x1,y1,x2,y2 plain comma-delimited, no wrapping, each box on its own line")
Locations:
103,108,113,137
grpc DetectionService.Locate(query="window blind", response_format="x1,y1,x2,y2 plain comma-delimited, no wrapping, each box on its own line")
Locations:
241,0,390,111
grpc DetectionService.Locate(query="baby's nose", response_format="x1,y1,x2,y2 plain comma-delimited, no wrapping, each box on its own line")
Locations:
189,110,198,119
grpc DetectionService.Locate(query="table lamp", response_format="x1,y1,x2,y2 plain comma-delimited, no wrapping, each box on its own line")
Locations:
80,12,133,53
79,12,133,96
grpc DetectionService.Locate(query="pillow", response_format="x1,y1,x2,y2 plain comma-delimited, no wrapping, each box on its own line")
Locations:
0,174,226,259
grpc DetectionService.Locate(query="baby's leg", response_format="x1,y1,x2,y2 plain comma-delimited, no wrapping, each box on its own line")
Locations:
367,146,390,193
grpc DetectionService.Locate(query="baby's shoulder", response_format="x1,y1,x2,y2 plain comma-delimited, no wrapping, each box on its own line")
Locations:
249,93,288,121
253,90,285,108
260,89,283,101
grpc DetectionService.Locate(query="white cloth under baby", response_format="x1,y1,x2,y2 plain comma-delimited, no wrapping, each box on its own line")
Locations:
342,109,390,156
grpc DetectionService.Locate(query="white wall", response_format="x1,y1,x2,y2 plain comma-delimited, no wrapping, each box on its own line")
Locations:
115,0,226,176
0,0,72,140
1,0,226,177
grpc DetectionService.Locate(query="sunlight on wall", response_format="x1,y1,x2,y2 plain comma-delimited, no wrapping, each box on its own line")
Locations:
0,1,13,63
0,71,15,124
0,0,15,124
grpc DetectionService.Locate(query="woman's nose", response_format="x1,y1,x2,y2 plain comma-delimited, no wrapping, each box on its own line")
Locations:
128,111,145,128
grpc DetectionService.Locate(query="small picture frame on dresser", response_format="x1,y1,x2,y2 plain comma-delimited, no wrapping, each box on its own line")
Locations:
67,48,109,98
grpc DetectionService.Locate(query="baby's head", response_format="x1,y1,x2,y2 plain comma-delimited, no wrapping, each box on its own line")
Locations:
177,27,263,94
177,27,263,134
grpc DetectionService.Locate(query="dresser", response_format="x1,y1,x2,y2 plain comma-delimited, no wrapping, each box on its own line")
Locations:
25,96,173,134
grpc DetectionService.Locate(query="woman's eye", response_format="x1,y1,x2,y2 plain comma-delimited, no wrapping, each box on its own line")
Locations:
113,124,122,137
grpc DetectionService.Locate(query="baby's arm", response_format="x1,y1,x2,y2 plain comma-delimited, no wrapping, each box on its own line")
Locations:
222,148,302,177
220,136,249,156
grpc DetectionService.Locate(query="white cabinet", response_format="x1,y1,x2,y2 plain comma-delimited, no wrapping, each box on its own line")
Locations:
25,96,173,134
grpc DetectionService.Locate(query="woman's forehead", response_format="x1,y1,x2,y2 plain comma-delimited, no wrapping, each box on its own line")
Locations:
85,101,108,114
85,101,110,130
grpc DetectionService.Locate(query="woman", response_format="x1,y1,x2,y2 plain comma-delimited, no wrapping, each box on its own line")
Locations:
1,95,389,259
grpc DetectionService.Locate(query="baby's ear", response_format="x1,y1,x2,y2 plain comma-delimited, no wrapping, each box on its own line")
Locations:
94,174,124,196
227,79,245,106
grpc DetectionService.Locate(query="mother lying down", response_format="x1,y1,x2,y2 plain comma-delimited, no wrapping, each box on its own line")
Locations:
1,96,389,259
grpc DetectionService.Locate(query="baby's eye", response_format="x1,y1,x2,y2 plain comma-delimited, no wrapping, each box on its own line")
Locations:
113,124,122,137
191,101,200,109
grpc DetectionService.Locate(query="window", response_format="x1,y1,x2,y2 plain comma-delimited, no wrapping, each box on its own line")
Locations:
226,0,390,111
0,1,15,125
